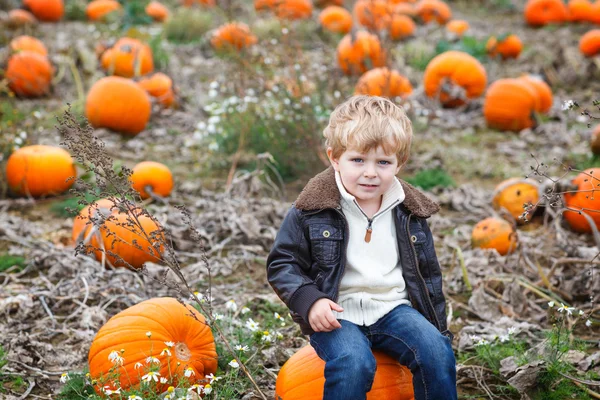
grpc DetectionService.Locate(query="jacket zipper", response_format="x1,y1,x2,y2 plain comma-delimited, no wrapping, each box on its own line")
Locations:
333,206,349,303
353,199,399,243
406,213,442,330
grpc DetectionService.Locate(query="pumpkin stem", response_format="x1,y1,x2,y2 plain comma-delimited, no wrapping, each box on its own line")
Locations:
175,342,191,361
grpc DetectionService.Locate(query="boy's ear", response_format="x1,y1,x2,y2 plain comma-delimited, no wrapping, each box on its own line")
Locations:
326,147,340,172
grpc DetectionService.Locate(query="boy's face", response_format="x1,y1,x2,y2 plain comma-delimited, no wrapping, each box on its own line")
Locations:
327,145,401,208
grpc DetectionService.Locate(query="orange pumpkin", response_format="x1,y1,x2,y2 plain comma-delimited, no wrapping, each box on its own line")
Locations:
471,217,518,256
423,50,487,107
100,37,154,78
10,35,48,57
518,75,553,113
415,0,452,24
130,161,174,199
483,78,539,132
353,0,391,30
6,51,53,97
211,22,258,51
568,0,593,22
524,0,568,26
6,9,38,28
275,0,314,20
337,31,387,75
6,145,76,198
315,0,344,6
86,76,151,136
86,0,122,21
275,346,414,400
145,1,169,22
588,0,600,23
445,19,469,36
137,72,176,108
89,297,218,393
579,29,600,57
355,67,413,98
388,13,416,40
72,198,114,244
591,125,600,155
492,178,540,223
319,6,353,34
486,34,523,60
563,168,600,233
23,0,64,21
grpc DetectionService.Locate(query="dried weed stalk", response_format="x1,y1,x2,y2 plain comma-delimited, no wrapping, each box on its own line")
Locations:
57,106,267,399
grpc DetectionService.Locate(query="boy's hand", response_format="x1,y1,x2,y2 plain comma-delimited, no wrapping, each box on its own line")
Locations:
308,298,344,332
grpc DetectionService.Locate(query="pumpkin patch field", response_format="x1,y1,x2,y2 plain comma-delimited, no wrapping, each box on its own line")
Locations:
1,0,600,398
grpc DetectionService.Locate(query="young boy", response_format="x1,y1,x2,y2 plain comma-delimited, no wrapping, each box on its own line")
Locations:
267,95,457,400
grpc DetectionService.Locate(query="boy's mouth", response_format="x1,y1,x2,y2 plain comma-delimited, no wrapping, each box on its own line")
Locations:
359,184,378,188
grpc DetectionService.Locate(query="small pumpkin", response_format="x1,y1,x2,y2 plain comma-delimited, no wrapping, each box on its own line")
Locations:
486,34,523,60
445,19,469,36
314,0,344,6
130,161,174,199
483,78,539,132
86,76,151,135
137,72,176,108
517,74,553,113
275,345,414,400
10,35,48,57
319,5,353,34
353,0,391,30
6,145,76,198
590,125,600,155
100,37,154,78
354,67,413,98
388,13,415,40
275,0,314,20
579,29,600,57
563,168,600,233
492,178,540,223
86,0,122,21
6,51,53,97
89,297,218,393
71,199,114,244
23,0,64,21
423,50,487,107
568,0,593,22
6,9,37,28
337,31,387,75
471,217,518,256
146,1,169,22
524,0,568,26
415,0,452,24
211,22,258,51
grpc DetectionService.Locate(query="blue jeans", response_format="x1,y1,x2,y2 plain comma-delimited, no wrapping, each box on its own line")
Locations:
309,304,457,400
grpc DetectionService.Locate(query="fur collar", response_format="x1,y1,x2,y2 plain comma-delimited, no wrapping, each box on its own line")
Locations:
294,167,440,218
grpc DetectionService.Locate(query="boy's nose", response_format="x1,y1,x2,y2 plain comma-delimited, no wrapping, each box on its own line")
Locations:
364,167,376,178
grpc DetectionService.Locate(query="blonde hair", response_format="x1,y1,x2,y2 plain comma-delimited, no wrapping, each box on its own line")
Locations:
323,95,413,166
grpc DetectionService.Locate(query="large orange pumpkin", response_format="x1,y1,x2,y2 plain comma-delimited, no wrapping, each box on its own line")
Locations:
130,161,174,199
579,29,600,57
563,168,600,233
524,0,568,26
72,198,115,244
211,22,258,51
517,75,553,113
86,0,122,21
423,50,487,107
388,13,416,40
6,52,53,97
9,35,48,57
568,0,593,22
83,205,165,268
146,1,170,22
23,0,64,21
6,145,76,198
319,6,353,34
355,67,413,98
100,37,154,78
6,9,38,28
86,76,151,135
88,297,218,393
353,0,391,30
337,31,387,75
275,0,314,20
486,34,523,60
471,217,518,256
275,345,414,400
415,0,452,24
492,178,540,223
483,78,539,132
137,72,176,108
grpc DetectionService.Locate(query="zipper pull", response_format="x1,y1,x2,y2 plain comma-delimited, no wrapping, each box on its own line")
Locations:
364,219,373,243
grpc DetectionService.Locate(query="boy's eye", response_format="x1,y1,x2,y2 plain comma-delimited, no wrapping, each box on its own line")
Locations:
351,158,363,163
379,160,391,165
